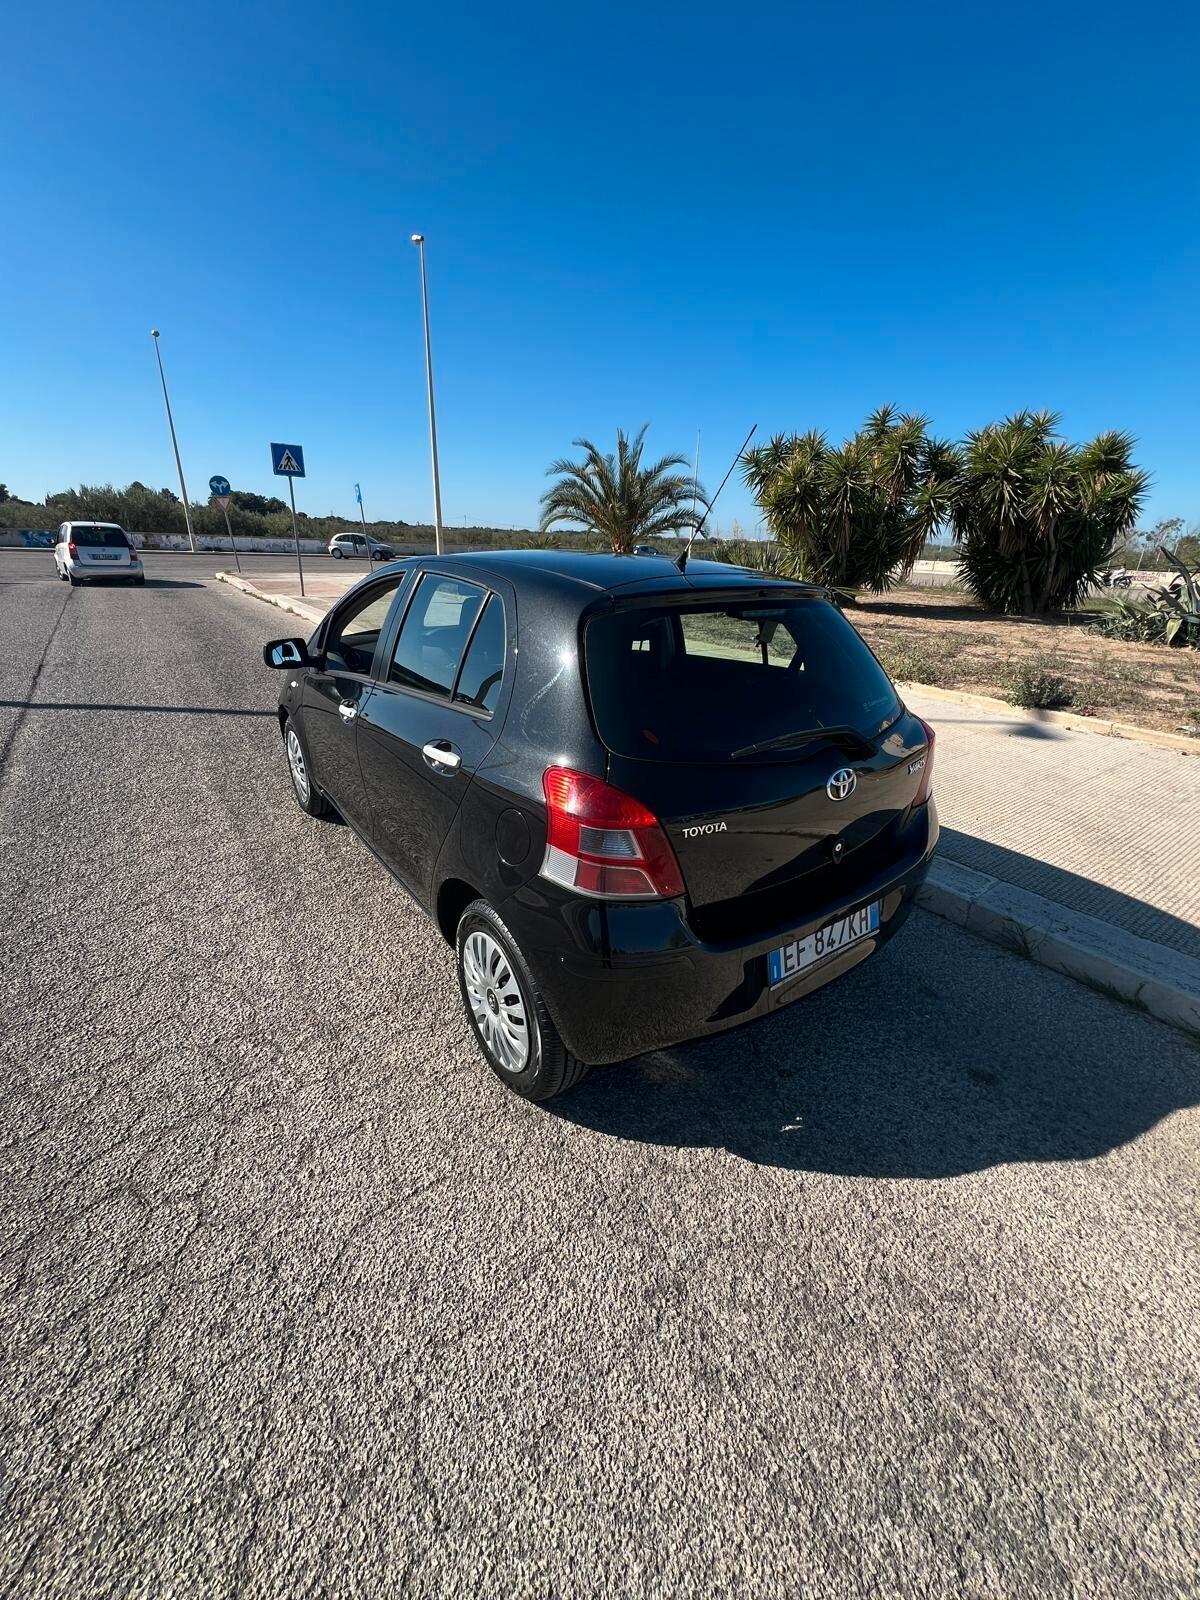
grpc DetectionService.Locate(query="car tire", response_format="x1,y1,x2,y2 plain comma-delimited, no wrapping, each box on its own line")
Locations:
133,575,146,586
331,548,343,559
67,571,80,586
456,899,591,1101
282,715,333,819
58,565,68,582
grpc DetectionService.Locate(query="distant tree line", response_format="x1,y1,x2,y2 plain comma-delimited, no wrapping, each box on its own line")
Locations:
0,480,540,548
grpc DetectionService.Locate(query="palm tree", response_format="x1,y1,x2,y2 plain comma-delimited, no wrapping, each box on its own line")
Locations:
952,411,1147,614
540,426,707,554
740,408,959,590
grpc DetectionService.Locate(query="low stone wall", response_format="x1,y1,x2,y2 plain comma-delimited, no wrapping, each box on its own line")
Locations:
0,529,329,554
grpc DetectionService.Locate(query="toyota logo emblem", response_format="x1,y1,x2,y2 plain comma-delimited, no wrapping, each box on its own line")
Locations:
826,767,857,802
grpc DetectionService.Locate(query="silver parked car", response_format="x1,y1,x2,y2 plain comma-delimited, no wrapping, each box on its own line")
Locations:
54,522,144,586
328,532,394,561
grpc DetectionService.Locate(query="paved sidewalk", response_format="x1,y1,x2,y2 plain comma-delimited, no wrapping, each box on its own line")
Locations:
220,568,1200,1033
236,565,361,615
905,688,1200,960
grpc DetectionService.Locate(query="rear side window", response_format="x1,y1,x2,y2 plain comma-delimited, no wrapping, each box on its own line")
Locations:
453,596,506,715
71,526,128,548
584,597,901,761
389,575,485,698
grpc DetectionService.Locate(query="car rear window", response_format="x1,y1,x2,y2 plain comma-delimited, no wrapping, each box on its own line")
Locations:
583,596,901,761
71,526,129,548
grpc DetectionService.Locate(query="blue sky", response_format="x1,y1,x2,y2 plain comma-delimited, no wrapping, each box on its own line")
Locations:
3,0,1197,534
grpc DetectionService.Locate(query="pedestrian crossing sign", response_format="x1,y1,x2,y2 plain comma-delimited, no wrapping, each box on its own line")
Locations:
270,443,305,477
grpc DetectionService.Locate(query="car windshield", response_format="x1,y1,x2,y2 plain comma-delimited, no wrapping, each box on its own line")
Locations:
72,526,129,548
583,595,901,762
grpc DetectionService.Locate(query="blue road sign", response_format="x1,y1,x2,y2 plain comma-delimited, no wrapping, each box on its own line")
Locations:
209,475,231,496
270,443,305,478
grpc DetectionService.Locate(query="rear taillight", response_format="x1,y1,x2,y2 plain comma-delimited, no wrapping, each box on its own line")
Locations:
914,717,936,805
127,544,138,560
68,540,79,559
540,767,684,900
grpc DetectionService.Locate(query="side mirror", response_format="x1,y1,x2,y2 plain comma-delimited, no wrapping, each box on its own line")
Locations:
263,637,310,669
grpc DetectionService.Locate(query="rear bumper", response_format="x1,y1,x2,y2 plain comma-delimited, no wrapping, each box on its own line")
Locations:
63,558,141,580
504,803,939,1065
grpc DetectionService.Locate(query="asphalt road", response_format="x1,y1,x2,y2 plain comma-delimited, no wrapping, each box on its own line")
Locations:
1,548,1198,1599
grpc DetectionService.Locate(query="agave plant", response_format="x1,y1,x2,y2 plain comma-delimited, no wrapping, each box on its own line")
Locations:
540,427,707,554
708,537,784,574
952,412,1147,615
1091,547,1200,646
740,407,959,591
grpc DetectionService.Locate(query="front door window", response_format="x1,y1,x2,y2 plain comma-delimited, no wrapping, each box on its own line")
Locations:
324,582,403,676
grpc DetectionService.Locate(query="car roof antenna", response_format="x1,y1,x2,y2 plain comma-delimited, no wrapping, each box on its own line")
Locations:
674,423,756,572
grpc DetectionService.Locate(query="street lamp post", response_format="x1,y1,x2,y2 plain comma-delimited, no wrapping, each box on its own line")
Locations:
410,234,444,557
150,330,196,555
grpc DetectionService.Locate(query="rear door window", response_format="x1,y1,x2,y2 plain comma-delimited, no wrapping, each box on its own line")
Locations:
388,575,486,698
453,595,506,715
584,596,901,761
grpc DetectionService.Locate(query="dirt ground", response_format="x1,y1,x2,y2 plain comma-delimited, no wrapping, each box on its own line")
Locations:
848,587,1200,738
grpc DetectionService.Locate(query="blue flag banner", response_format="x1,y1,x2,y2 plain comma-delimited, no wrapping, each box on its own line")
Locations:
355,483,362,504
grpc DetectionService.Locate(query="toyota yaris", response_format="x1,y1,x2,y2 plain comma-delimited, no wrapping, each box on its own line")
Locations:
263,551,938,1099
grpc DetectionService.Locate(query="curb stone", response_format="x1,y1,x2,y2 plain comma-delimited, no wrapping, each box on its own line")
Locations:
918,858,1200,1041
214,571,326,627
898,681,1198,755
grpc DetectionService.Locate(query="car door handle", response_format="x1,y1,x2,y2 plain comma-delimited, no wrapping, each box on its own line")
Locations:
422,740,462,771
338,700,358,722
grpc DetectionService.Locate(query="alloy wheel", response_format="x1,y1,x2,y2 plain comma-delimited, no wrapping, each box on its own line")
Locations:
462,930,530,1072
286,728,310,803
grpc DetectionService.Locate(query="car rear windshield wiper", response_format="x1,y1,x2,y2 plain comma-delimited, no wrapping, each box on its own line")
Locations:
731,725,872,760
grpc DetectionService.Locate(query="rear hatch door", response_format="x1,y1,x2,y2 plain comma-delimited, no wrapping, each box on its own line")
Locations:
74,527,134,568
584,590,930,925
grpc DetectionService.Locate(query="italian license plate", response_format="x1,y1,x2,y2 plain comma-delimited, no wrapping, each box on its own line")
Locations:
768,901,880,988
93,553,119,561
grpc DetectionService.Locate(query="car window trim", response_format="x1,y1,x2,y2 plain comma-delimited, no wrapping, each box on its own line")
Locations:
376,677,498,722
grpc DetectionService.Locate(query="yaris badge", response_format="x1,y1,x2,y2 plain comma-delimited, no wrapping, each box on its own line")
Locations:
826,767,857,802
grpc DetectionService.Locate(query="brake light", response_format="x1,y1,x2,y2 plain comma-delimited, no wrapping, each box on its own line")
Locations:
541,767,684,900
68,540,79,559
914,717,936,805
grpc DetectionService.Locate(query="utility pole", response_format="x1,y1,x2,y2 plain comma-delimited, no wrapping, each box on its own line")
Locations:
411,234,444,556
150,330,196,554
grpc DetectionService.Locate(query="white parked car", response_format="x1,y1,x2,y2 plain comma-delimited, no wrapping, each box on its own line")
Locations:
54,522,144,586
328,532,394,561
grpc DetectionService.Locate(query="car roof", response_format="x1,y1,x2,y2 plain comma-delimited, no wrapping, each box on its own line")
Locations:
64,520,124,529
407,547,817,599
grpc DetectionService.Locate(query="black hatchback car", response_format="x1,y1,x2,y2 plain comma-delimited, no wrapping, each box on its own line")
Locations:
264,551,938,1099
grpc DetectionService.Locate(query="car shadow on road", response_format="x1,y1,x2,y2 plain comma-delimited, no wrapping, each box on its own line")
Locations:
550,903,1199,1179
0,699,276,717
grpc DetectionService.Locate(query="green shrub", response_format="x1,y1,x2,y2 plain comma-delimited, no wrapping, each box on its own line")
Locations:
1003,654,1074,709
874,635,963,686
